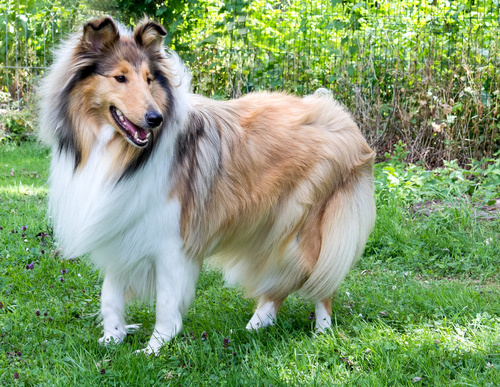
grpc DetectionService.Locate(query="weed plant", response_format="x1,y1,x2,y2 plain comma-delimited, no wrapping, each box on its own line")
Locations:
0,142,498,385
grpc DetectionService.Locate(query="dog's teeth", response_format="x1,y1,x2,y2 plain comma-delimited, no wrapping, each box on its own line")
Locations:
134,132,138,139
146,133,151,138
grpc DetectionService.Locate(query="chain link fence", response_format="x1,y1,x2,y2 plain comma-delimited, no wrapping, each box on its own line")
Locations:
1,0,499,163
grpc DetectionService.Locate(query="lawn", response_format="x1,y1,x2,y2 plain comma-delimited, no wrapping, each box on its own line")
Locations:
0,141,499,386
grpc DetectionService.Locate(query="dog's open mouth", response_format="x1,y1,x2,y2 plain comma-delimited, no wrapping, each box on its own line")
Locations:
110,106,150,148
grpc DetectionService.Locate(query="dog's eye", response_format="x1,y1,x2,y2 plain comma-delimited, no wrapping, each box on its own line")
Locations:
114,75,126,83
147,77,152,85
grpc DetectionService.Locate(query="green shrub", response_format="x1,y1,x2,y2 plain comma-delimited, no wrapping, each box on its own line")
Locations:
2,0,499,163
0,108,36,143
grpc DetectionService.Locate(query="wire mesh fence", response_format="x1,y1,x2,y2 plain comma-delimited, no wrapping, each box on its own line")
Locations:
0,2,95,109
1,0,499,163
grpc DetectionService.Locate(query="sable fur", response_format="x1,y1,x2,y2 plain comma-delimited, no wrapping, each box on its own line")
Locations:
39,17,376,354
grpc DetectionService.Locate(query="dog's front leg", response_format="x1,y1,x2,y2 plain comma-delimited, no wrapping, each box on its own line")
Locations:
99,273,130,345
142,249,201,356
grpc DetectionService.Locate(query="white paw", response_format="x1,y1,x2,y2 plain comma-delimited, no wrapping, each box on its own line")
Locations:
135,338,164,356
246,320,261,331
135,346,157,356
315,316,332,334
246,314,275,331
98,334,124,345
246,300,278,331
98,327,128,345
125,323,141,333
314,300,332,334
98,324,141,346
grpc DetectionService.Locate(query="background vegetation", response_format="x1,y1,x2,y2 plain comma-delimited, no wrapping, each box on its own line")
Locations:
1,0,500,164
0,0,499,384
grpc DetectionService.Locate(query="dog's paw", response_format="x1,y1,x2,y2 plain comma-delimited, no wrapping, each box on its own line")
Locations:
314,316,332,335
98,328,127,345
246,320,265,331
125,324,141,333
246,300,278,331
98,335,123,345
245,314,275,331
135,334,168,356
134,346,158,357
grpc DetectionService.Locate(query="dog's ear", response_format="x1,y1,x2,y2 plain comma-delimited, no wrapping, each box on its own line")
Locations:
134,20,166,51
82,17,119,52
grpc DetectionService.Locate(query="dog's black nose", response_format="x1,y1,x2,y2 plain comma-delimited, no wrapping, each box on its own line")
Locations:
145,111,163,128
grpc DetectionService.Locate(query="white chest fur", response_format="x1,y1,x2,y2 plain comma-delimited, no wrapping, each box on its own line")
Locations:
48,125,182,272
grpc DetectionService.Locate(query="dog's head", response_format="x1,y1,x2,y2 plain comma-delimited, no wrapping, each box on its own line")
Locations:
74,17,169,148
39,16,188,175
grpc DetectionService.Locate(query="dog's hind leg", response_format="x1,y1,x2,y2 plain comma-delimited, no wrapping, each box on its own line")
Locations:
314,297,332,333
99,273,129,345
246,296,285,331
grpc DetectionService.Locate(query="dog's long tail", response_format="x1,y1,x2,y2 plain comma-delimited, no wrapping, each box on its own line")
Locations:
299,163,376,301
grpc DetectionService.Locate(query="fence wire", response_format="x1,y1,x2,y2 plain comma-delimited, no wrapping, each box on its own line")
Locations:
1,0,499,163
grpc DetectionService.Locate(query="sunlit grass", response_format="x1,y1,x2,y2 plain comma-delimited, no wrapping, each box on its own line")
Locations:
0,184,49,196
0,142,499,385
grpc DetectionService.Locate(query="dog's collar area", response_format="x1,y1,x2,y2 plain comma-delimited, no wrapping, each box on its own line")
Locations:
110,106,150,148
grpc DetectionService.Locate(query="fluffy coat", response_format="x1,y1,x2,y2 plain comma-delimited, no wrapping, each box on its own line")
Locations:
39,17,376,354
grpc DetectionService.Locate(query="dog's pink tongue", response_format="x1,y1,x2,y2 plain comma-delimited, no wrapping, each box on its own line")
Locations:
123,115,148,141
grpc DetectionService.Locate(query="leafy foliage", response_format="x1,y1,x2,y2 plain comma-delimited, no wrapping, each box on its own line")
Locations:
0,108,36,143
85,0,198,45
175,0,500,164
1,0,500,162
0,0,88,108
376,143,500,207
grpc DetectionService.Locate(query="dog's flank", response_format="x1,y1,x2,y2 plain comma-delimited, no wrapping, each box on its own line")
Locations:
39,17,376,355
176,93,374,300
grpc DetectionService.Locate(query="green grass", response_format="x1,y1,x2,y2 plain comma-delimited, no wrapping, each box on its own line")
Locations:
0,142,499,386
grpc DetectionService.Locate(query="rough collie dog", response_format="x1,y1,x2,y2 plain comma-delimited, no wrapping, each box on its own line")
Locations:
38,17,376,354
